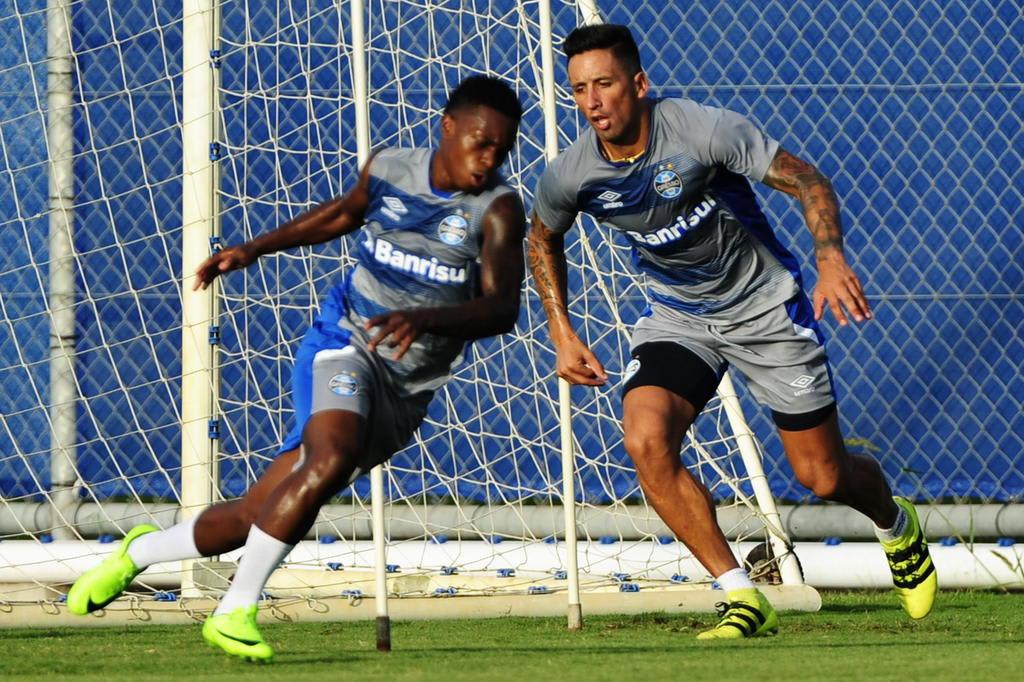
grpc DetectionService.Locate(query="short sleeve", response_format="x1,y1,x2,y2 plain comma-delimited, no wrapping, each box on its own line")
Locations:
531,160,578,234
365,146,396,183
706,108,780,182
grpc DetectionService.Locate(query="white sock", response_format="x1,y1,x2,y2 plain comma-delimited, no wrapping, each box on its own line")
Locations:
874,504,909,543
126,516,201,569
716,567,755,592
214,525,293,616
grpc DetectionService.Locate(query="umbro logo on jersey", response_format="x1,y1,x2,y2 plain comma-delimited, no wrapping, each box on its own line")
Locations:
383,196,407,214
597,190,623,209
381,196,408,222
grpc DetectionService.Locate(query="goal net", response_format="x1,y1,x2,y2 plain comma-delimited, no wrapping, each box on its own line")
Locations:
5,0,1017,622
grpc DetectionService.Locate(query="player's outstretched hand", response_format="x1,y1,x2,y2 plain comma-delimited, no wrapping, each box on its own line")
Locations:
365,309,429,361
193,245,256,291
814,257,873,326
555,336,607,386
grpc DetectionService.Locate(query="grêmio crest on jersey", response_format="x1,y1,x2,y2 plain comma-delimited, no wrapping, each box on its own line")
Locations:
653,162,683,199
437,210,470,245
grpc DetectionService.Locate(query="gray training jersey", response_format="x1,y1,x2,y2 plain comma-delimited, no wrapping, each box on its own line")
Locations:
332,147,515,395
533,97,802,322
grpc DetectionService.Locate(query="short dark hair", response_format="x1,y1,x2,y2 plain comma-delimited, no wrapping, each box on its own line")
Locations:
563,24,642,75
443,75,523,125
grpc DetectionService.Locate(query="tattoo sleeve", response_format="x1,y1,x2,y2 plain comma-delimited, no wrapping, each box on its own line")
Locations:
526,214,575,342
763,148,845,260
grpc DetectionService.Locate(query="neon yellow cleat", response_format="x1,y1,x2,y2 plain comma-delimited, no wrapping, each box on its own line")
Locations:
697,588,779,640
882,497,937,619
203,605,274,662
66,524,158,615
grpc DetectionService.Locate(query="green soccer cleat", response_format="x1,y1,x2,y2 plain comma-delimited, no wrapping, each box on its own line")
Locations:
881,497,937,619
203,605,274,662
66,524,158,615
697,588,779,640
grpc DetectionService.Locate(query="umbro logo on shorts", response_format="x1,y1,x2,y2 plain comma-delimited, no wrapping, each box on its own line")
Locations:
789,374,816,396
789,375,815,388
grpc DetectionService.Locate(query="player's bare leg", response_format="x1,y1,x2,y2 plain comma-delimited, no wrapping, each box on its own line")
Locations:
248,410,363,543
203,409,366,660
623,385,779,639
779,409,896,526
780,410,936,619
193,448,303,555
622,386,738,576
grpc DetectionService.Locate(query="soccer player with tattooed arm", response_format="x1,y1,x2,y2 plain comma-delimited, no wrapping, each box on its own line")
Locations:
528,24,936,639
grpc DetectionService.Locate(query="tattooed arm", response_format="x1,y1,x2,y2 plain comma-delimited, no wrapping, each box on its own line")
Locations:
527,213,607,386
762,148,872,326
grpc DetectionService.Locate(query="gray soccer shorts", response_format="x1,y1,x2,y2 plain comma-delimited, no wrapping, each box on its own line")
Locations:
280,340,432,470
624,292,836,430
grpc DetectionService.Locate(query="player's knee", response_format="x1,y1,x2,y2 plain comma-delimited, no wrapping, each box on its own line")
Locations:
624,429,676,468
813,476,842,501
201,500,259,543
800,466,843,501
625,431,685,493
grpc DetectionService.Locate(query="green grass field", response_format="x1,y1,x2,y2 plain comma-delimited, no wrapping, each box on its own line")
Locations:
1,591,1020,681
